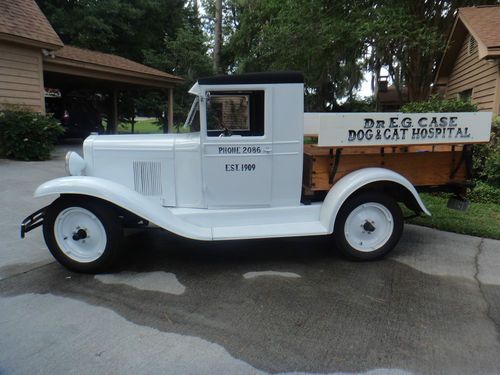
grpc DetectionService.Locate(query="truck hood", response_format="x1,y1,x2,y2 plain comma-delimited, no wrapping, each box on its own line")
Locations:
83,132,200,153
82,132,203,207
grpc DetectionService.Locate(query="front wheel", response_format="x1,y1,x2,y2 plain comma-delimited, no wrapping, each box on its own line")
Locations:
43,196,123,273
334,192,403,260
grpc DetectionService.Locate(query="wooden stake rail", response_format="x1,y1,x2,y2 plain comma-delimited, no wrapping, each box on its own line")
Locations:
303,143,469,193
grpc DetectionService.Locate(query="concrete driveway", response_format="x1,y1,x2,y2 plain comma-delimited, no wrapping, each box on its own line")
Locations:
1,146,499,375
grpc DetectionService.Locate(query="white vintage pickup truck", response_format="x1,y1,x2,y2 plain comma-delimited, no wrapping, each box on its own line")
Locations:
21,72,492,272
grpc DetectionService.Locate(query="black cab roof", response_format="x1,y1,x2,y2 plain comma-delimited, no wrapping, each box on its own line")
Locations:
198,71,304,85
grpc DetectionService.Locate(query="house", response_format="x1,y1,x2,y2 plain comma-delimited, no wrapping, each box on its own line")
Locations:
376,76,409,112
434,6,500,115
0,0,183,132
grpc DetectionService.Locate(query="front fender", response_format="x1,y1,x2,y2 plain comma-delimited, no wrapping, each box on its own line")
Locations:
35,176,212,240
319,167,430,233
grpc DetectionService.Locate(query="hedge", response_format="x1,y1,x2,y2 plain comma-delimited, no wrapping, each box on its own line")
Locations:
0,108,64,161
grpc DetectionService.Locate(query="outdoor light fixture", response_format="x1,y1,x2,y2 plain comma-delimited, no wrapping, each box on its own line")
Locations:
65,151,86,176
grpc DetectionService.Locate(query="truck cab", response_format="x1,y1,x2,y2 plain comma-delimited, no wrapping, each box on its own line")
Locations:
80,72,304,211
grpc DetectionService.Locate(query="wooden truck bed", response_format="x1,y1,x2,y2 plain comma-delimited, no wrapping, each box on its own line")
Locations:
303,143,470,194
301,111,491,195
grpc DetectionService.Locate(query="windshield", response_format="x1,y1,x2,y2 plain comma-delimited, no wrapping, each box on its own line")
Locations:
183,97,200,132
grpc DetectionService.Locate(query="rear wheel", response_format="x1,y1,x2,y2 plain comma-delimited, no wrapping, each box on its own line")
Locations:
334,192,403,260
43,196,123,273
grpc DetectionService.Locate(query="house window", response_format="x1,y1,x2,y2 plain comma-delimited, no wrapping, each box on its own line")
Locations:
468,35,477,56
206,91,264,137
459,89,473,101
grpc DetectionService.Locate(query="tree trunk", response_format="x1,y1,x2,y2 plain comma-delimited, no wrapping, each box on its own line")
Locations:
213,0,223,74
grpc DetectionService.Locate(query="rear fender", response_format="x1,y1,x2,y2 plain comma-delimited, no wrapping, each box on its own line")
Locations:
319,168,430,233
34,176,212,240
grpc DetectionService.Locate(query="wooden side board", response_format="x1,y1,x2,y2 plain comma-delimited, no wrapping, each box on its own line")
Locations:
303,144,468,192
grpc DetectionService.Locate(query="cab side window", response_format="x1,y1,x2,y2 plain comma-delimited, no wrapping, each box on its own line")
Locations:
206,91,264,137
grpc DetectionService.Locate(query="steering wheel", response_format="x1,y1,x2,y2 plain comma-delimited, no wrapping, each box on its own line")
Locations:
224,127,233,137
218,122,232,137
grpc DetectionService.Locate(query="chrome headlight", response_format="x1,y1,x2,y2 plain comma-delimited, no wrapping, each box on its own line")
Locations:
65,151,86,176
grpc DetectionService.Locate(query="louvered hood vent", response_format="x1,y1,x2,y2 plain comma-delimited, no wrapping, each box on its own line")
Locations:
133,161,163,196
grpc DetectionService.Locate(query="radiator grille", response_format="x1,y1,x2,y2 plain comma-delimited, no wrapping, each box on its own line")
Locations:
133,161,163,196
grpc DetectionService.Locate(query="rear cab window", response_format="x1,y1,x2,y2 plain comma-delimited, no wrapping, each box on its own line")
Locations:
206,91,264,137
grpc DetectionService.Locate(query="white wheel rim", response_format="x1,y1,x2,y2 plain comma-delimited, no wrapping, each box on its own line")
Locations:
54,207,107,263
344,202,394,253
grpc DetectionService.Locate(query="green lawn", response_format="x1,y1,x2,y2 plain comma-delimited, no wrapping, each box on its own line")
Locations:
405,193,500,239
118,119,190,134
118,119,162,134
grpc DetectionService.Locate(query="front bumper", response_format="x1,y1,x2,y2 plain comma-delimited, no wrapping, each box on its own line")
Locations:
20,207,45,238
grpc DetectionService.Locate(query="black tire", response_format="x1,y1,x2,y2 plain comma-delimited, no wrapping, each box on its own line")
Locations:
334,191,403,261
43,195,123,273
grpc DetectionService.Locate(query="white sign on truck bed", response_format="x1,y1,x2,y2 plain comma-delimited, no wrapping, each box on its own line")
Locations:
304,112,492,147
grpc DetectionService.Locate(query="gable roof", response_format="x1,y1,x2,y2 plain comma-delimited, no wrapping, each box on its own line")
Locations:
44,45,183,88
0,0,63,49
459,6,500,51
52,46,183,83
435,6,500,83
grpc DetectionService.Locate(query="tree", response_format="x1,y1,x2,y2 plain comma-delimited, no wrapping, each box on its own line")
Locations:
223,0,367,111
217,0,499,107
361,0,498,101
37,0,186,63
200,0,244,73
142,2,212,128
119,91,138,133
213,0,223,73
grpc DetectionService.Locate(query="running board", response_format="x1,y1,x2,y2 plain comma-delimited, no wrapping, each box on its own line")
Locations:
212,221,328,240
169,204,328,240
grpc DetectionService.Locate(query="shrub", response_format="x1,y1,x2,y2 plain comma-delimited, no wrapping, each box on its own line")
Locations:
0,108,64,161
473,122,499,187
401,96,478,113
468,181,500,204
402,97,499,190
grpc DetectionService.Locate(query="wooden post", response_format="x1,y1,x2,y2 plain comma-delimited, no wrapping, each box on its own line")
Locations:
168,87,174,133
110,88,118,134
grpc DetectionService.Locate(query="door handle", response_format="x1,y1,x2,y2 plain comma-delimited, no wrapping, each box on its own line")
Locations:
263,147,272,153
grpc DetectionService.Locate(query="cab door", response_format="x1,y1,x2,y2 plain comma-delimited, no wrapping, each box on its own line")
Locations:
201,89,273,208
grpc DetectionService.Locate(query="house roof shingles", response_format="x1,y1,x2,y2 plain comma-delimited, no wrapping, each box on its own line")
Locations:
459,6,500,49
0,0,63,48
434,5,500,84
53,45,183,82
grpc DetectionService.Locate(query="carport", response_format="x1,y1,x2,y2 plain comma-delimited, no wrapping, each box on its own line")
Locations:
43,45,184,133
